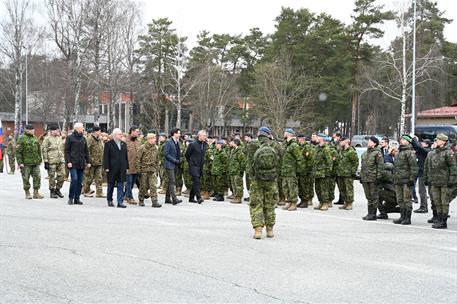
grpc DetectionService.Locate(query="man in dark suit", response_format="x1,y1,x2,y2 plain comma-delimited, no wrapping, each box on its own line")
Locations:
164,128,183,205
103,128,129,208
185,130,207,204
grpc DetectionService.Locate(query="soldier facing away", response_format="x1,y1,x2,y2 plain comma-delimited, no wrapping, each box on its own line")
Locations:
281,128,304,211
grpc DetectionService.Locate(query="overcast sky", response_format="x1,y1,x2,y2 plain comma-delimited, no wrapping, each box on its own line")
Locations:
141,0,457,48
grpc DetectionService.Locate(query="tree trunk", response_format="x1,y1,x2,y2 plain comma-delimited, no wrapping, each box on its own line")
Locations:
14,62,23,139
351,93,358,137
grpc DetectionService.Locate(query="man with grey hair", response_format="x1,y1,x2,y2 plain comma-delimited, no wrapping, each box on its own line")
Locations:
103,128,129,208
65,122,90,205
185,130,207,203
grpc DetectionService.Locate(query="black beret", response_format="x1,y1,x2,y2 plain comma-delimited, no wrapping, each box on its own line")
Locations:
25,124,34,130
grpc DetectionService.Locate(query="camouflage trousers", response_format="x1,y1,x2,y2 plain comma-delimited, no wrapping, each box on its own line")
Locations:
337,177,354,203
230,175,244,199
430,185,450,214
282,176,298,204
21,165,41,191
47,163,66,190
201,171,212,192
298,175,314,202
83,165,104,195
394,184,412,210
278,176,284,201
175,166,183,188
328,177,337,202
7,153,15,173
213,175,225,195
139,172,158,202
315,177,330,203
249,179,278,228
362,182,379,209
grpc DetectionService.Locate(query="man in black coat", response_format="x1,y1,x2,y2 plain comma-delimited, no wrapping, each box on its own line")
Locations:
185,130,207,204
103,128,129,208
65,122,90,205
411,137,431,213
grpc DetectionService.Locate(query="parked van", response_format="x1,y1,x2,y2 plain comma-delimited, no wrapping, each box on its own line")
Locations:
415,125,457,141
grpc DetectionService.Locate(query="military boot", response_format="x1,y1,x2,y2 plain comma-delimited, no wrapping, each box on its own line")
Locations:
288,203,298,211
253,227,262,239
297,201,307,208
377,204,389,219
393,209,405,224
25,190,32,200
202,191,210,200
314,203,323,210
401,209,412,225
138,200,145,206
344,203,353,210
230,197,242,204
55,189,64,198
151,201,162,208
338,202,348,210
362,206,377,220
33,190,44,199
432,214,447,229
127,198,138,205
176,187,182,196
50,189,58,199
320,202,329,211
427,209,438,224
266,226,274,238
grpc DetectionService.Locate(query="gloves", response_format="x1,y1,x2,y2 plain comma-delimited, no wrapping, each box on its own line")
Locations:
44,162,49,170
407,181,414,187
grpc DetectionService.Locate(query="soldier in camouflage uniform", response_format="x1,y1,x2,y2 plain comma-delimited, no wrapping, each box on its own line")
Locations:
201,137,215,199
224,139,233,198
83,127,105,198
242,134,254,201
277,140,286,206
392,135,418,225
297,134,315,208
424,133,457,229
250,127,279,239
228,138,246,204
360,137,383,221
158,133,168,194
211,140,228,201
6,135,16,174
335,137,359,210
136,133,162,207
16,124,44,199
328,142,339,207
280,129,304,211
41,125,66,198
313,135,333,211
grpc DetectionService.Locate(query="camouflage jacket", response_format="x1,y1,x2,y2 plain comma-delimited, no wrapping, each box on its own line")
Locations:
313,144,333,179
158,142,166,165
335,146,359,177
211,148,228,176
136,142,159,173
229,146,246,176
86,135,104,166
393,144,418,185
41,135,65,164
361,147,383,183
280,138,304,177
203,144,215,174
424,145,457,186
297,142,315,176
243,140,259,176
16,133,42,166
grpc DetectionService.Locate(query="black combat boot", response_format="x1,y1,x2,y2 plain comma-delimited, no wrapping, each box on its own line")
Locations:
401,209,412,225
393,208,405,224
432,214,447,229
55,189,64,198
377,204,389,219
427,208,438,224
50,189,58,199
362,206,377,221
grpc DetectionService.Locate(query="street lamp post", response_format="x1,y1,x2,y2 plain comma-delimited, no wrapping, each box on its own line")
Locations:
411,0,417,134
24,47,28,124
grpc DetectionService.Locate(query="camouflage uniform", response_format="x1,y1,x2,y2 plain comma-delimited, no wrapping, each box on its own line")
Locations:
313,144,333,207
360,147,383,216
280,138,304,206
297,142,315,205
277,141,285,203
328,144,339,203
224,145,233,194
243,140,259,192
201,143,214,193
158,141,168,191
229,146,246,200
393,144,418,211
136,142,160,203
335,146,359,204
6,137,16,173
211,147,228,196
41,135,65,191
250,136,279,229
16,133,42,191
83,135,105,195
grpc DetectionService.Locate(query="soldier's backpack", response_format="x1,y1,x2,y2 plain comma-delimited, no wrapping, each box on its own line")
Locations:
253,143,278,181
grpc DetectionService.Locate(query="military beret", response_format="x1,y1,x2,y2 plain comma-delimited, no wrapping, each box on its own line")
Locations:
285,128,295,135
369,136,379,145
217,140,225,145
258,126,272,137
49,124,59,131
436,133,448,141
25,124,34,130
401,134,413,143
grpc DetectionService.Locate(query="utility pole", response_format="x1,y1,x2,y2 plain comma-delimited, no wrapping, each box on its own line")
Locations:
411,0,417,134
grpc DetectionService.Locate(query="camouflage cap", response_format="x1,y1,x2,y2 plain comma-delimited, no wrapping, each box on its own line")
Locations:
436,133,448,141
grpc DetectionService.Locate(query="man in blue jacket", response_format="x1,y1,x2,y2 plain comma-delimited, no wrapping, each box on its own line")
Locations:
164,128,183,205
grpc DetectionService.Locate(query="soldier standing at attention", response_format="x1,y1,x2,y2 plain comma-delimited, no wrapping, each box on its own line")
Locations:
313,135,333,211
250,127,279,239
83,127,105,198
424,133,456,229
41,124,66,198
16,124,44,199
360,137,383,221
335,137,359,210
281,129,304,211
136,133,161,208
392,135,418,225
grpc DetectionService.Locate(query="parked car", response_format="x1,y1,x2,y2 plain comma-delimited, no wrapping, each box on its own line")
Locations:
351,135,398,148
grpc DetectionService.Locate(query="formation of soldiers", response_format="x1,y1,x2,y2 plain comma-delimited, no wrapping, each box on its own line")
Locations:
3,123,455,240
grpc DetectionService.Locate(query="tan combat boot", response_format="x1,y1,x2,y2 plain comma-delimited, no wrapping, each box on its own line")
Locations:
33,190,44,199
25,190,32,199
176,187,182,196
314,203,323,210
202,191,210,200
320,202,329,211
339,202,348,210
344,202,353,210
288,203,297,211
127,198,137,205
230,197,242,204
266,226,274,238
253,227,263,239
138,200,145,206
